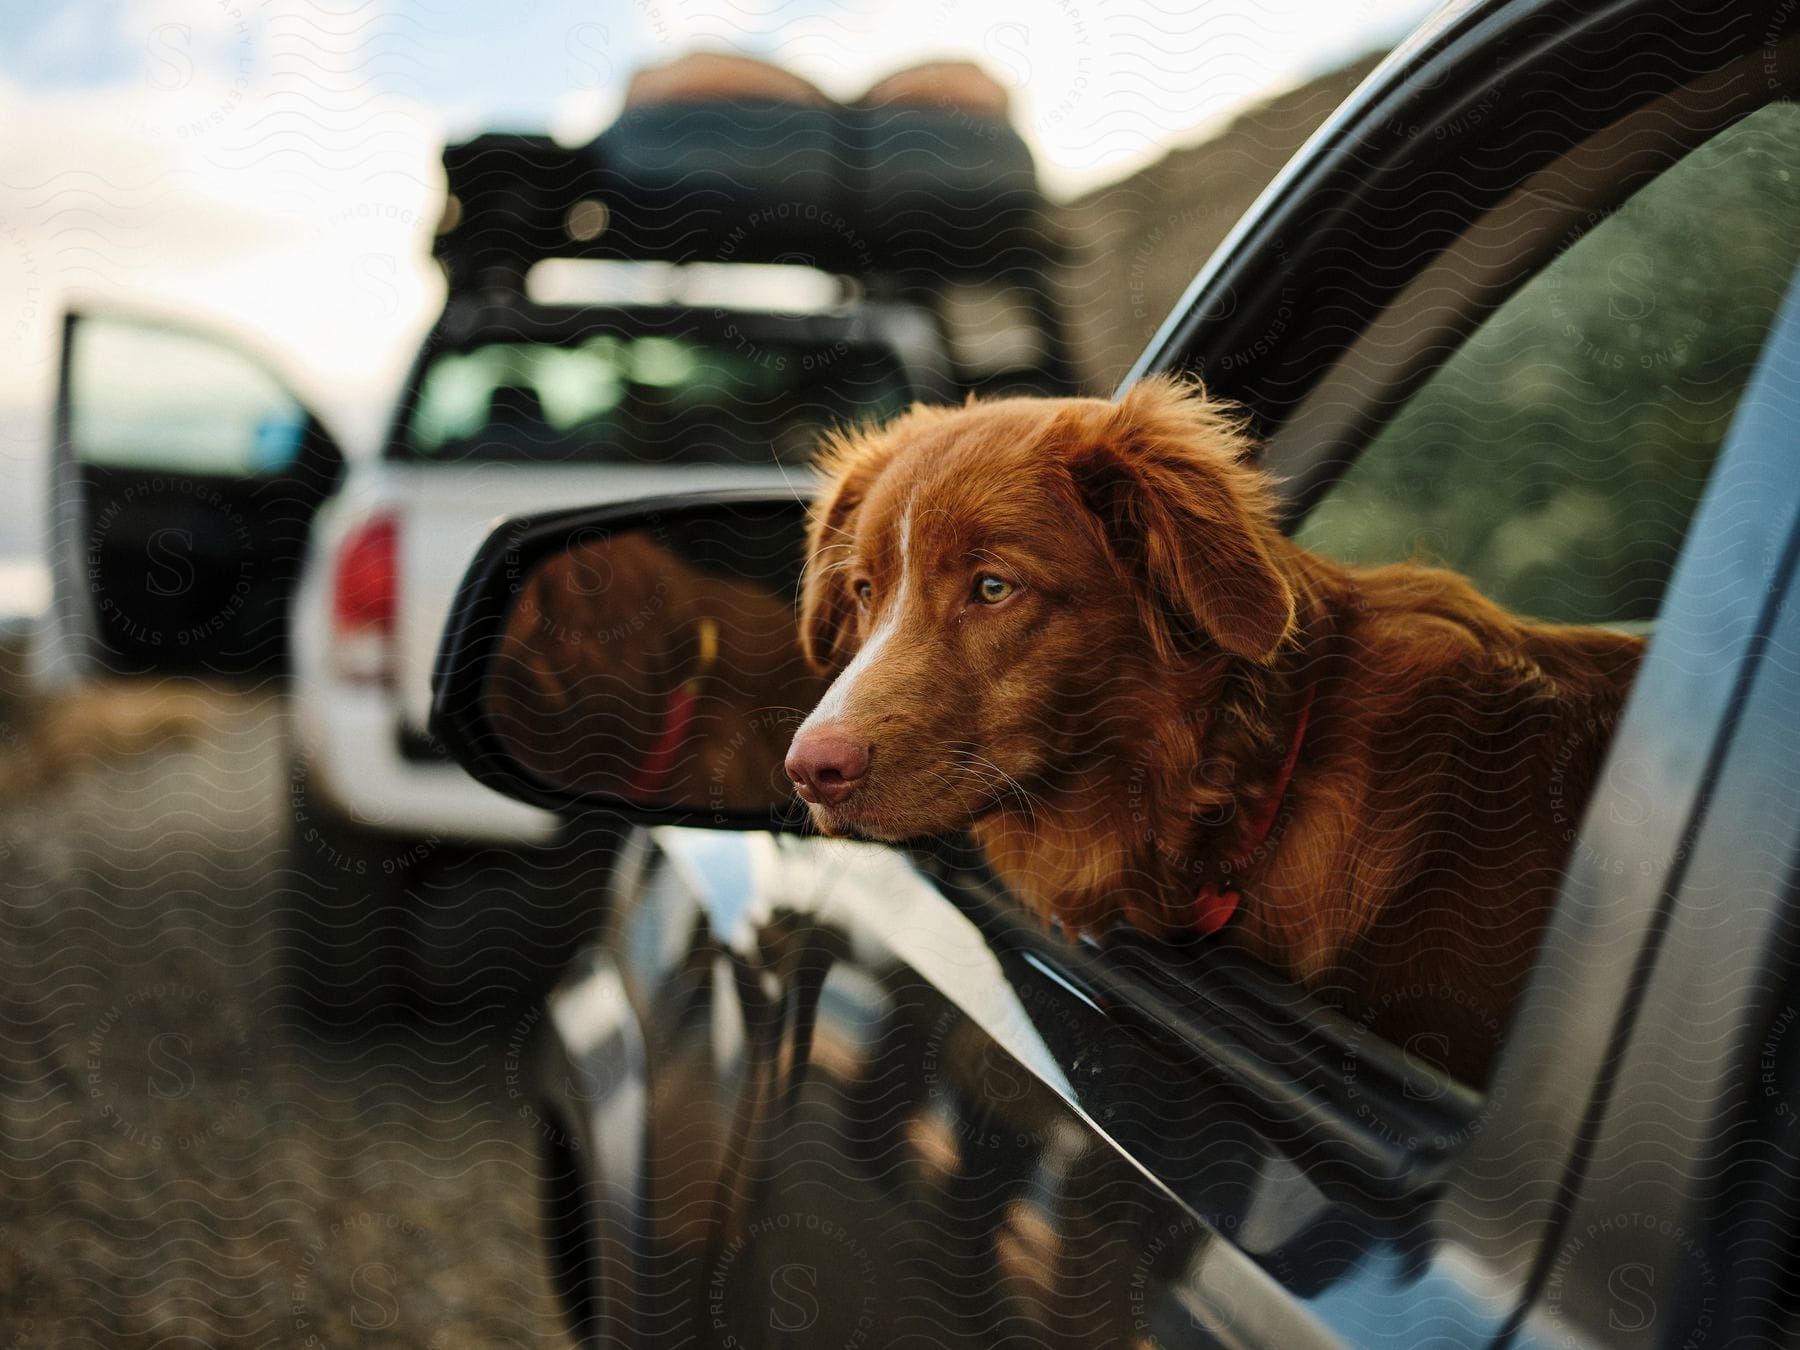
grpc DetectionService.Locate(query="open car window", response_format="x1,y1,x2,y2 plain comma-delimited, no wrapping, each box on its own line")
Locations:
68,316,309,479
1294,102,1800,629
1073,101,1800,1100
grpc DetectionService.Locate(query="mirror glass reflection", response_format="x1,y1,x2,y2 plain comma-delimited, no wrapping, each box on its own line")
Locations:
485,504,823,815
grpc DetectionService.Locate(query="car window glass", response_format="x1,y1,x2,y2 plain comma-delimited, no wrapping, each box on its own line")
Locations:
69,318,307,477
1294,102,1800,626
403,332,912,467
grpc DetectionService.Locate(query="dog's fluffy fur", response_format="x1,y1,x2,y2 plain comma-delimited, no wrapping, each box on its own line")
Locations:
790,376,1644,1082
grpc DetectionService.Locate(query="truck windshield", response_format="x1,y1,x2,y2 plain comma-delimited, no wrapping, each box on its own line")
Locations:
398,332,911,466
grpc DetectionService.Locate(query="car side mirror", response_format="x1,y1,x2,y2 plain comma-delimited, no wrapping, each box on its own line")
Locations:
430,490,825,829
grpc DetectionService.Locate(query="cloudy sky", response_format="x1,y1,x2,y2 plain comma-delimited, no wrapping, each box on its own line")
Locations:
0,0,1435,611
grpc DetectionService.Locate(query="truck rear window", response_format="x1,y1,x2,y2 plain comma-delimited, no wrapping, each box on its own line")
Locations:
399,333,911,466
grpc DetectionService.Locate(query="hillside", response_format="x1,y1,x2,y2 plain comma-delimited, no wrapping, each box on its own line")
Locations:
1057,54,1383,392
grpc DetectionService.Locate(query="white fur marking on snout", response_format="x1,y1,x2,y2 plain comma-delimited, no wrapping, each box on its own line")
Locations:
801,498,914,730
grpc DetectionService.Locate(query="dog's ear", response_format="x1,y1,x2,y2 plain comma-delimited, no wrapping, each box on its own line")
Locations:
1064,377,1294,664
798,416,906,671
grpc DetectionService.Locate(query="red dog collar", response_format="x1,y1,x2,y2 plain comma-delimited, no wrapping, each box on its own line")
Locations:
1192,880,1243,935
1193,679,1318,937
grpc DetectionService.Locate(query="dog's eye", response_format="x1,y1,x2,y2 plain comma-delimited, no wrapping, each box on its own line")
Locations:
854,581,873,609
975,575,1015,605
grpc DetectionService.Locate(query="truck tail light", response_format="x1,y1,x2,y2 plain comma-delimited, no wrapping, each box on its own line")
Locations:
332,511,400,686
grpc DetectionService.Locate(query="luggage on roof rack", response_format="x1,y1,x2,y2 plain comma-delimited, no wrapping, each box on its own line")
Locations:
435,63,1055,292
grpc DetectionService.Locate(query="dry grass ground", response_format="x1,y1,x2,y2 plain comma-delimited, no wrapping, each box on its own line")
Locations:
0,670,578,1348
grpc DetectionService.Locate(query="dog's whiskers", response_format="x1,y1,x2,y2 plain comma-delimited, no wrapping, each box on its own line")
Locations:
941,744,1041,827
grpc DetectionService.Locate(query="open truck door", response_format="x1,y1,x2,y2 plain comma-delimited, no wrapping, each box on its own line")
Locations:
40,309,345,683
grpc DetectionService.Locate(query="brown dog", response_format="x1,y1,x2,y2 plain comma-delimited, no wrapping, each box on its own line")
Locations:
785,376,1644,1082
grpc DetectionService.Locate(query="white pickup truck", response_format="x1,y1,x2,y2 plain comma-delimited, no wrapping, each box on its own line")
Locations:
38,68,1066,1022
37,279,948,1020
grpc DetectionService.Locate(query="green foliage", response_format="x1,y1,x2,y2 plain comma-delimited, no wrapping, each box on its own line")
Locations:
1296,102,1800,624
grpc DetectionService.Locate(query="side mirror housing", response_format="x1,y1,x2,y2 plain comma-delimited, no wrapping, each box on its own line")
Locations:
430,489,823,830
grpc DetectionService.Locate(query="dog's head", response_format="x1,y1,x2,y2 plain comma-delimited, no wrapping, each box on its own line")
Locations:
785,375,1295,841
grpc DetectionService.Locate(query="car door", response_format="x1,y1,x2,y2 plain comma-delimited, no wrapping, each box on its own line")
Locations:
553,339,1800,1347
544,172,1800,1350
529,4,1800,1345
39,309,346,682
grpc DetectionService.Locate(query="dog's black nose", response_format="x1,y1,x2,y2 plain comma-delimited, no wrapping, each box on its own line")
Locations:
786,725,871,807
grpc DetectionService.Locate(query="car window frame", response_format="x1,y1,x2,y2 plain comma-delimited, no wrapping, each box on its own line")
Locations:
1027,0,1800,1329
1261,87,1800,528
1282,94,1800,636
1126,0,1800,452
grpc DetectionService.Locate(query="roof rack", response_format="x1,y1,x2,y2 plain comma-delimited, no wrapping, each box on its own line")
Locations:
435,100,1058,293
433,57,1077,396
